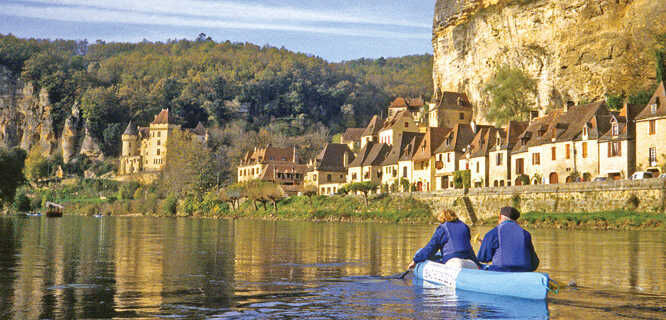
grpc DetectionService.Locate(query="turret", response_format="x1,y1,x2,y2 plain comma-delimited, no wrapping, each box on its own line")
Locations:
121,120,138,157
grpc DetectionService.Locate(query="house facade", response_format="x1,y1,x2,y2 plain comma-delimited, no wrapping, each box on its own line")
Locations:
428,92,473,129
635,82,666,175
488,121,528,187
433,124,475,190
304,143,354,195
411,127,449,192
237,145,307,189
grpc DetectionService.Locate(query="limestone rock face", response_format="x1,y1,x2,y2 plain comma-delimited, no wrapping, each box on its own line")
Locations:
433,0,666,122
61,104,81,164
79,123,104,161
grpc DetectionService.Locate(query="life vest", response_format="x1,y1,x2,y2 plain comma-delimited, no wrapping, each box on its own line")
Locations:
441,221,473,257
492,221,532,270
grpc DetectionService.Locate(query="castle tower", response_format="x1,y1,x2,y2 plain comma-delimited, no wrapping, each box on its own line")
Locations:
121,120,138,157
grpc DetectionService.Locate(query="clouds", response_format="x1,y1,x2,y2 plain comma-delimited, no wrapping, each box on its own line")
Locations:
2,0,431,39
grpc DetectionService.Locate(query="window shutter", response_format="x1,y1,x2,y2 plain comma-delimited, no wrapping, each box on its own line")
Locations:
607,143,611,158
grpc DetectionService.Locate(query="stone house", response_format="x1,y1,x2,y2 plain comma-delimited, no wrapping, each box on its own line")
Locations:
237,144,307,189
411,127,449,192
380,131,423,189
397,134,425,191
427,92,473,129
511,112,561,185
119,109,207,176
598,103,647,179
360,115,383,149
635,82,666,175
304,143,354,195
346,141,389,186
340,127,364,154
433,123,475,190
387,97,425,121
464,125,501,188
377,110,420,146
488,121,529,187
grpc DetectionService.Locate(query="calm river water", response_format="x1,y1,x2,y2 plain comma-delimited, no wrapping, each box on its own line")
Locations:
0,216,664,319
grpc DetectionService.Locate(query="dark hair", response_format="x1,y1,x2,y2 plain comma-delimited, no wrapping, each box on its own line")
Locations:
500,206,520,220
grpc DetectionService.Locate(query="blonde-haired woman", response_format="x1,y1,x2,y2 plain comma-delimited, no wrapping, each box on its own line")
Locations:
407,209,479,269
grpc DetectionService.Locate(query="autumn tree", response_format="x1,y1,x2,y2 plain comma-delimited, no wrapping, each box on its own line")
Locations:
484,65,538,126
24,147,49,183
160,129,215,198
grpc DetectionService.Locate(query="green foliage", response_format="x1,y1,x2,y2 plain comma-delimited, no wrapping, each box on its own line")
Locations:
0,147,27,205
161,195,178,215
511,194,521,209
24,147,49,183
484,65,538,126
13,190,31,212
453,170,471,189
518,174,531,186
605,93,624,110
347,181,379,207
117,182,140,200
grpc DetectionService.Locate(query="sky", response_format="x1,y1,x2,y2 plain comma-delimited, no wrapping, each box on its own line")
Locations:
0,0,435,62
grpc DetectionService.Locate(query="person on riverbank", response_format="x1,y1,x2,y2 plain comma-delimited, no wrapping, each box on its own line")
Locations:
477,206,539,272
407,209,479,270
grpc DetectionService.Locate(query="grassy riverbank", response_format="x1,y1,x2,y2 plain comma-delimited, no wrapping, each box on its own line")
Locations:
479,210,666,230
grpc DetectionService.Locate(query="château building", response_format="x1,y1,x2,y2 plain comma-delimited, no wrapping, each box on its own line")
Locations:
118,109,208,176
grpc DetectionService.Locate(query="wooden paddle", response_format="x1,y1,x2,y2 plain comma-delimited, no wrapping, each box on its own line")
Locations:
398,269,410,279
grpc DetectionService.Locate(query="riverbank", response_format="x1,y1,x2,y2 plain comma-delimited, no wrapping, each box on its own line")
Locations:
477,210,666,230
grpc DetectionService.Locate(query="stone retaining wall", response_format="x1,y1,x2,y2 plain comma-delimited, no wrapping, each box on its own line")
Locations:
408,179,666,223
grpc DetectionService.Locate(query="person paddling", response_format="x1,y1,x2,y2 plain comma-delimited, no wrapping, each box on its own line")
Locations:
407,209,479,270
477,206,539,272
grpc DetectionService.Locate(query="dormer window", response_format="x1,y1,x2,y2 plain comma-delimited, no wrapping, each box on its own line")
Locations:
611,123,619,136
583,126,589,137
651,103,658,114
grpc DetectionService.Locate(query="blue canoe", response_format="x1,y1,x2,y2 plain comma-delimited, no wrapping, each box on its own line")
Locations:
413,260,550,300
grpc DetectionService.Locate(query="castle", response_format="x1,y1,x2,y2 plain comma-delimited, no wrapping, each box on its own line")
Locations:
118,109,207,176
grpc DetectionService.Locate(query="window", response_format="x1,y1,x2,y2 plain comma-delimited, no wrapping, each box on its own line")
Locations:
566,144,571,159
157,140,160,146
516,158,524,174
609,142,622,157
582,142,588,158
403,166,407,178
404,122,409,128
157,131,161,138
496,153,503,166
156,149,160,155
447,153,451,162
649,147,657,164
459,113,464,120
652,103,658,114
532,153,541,166
583,126,589,137
611,123,619,136
352,173,357,180
649,120,656,135
551,147,557,161
476,161,479,173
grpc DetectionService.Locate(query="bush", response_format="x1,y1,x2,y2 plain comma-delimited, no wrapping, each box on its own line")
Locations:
14,191,31,212
30,196,42,210
454,170,471,189
161,195,178,215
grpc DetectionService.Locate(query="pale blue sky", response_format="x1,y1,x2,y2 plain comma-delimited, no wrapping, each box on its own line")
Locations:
0,0,435,61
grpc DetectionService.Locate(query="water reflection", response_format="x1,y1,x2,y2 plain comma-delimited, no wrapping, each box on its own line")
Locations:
0,216,664,319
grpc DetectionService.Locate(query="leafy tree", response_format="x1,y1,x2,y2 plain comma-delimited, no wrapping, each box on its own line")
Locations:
302,184,318,205
453,170,471,189
161,129,215,198
0,147,27,206
484,65,538,126
24,147,49,183
261,183,285,214
348,181,379,207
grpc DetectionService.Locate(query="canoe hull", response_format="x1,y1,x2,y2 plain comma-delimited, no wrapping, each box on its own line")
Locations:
413,260,549,300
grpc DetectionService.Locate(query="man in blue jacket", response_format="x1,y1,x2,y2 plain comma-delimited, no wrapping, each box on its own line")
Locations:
477,207,539,272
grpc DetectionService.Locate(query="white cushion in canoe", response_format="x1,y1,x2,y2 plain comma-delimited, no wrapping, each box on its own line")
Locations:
444,258,479,270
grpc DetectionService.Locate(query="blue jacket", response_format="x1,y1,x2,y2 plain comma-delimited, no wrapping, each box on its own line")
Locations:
477,221,539,272
413,220,478,265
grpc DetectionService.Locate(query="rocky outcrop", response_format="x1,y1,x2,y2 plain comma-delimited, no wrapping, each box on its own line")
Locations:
0,64,102,162
433,0,666,121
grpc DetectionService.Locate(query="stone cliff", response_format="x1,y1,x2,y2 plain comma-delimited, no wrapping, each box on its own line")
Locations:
433,0,666,121
0,65,101,162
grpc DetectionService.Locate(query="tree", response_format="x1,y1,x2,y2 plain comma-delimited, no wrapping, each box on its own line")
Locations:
348,181,379,207
0,148,27,206
453,170,471,189
302,184,318,205
161,129,215,198
484,65,538,126
24,147,49,183
261,183,285,214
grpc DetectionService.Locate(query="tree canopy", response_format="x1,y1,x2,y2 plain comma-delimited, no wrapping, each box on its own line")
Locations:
483,65,538,126
0,147,27,206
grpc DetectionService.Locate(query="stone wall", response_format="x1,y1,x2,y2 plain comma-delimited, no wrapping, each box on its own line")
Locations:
410,179,666,223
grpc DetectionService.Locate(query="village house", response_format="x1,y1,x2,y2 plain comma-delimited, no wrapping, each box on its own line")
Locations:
635,82,666,175
387,97,425,121
598,103,647,179
397,133,425,190
411,127,449,192
377,110,420,146
304,143,354,195
488,121,529,187
237,145,308,193
380,131,422,189
433,124,475,190
340,128,365,154
118,109,208,176
428,92,473,129
360,115,383,149
463,125,501,188
511,112,561,185
347,141,389,186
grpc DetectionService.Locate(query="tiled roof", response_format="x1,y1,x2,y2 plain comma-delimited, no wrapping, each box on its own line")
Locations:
242,145,297,165
341,128,365,143
399,133,425,162
435,123,475,154
382,132,423,166
151,109,170,124
599,104,646,142
123,120,137,136
313,143,354,172
636,82,666,121
381,110,412,130
349,141,389,167
362,115,384,137
413,127,450,161
431,92,473,111
468,126,500,158
389,97,425,109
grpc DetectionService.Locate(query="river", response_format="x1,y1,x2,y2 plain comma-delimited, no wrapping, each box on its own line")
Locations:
0,216,664,319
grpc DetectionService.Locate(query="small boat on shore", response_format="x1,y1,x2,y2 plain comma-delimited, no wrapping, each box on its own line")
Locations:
44,202,64,218
412,260,551,300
